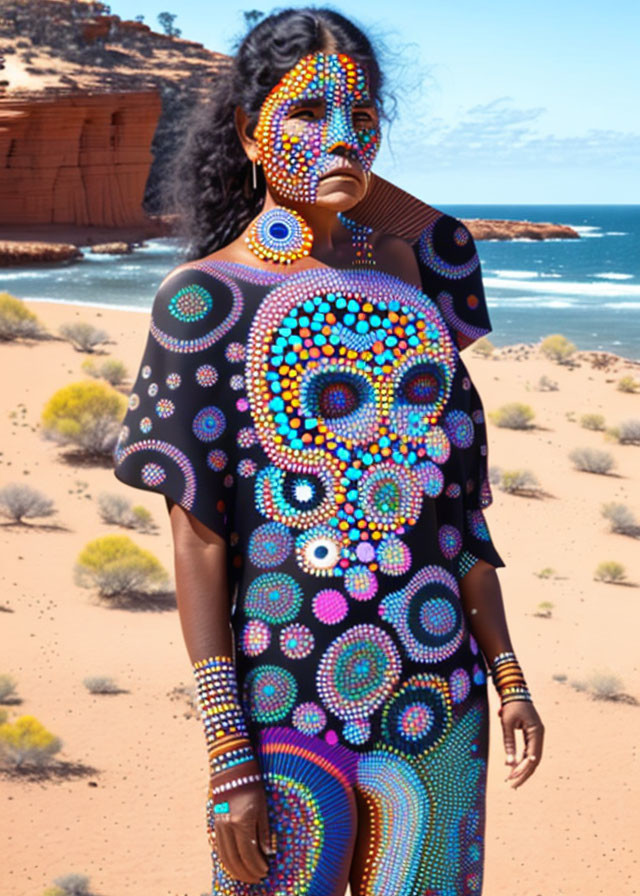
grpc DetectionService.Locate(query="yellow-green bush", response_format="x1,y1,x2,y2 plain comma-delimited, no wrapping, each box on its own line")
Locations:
594,561,627,584
75,534,169,598
471,337,494,358
41,380,126,456
540,333,577,363
489,402,535,429
82,357,128,387
0,714,62,769
580,413,606,431
0,292,44,340
617,375,639,394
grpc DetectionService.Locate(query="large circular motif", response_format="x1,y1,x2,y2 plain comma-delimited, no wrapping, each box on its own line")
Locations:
244,572,303,624
443,410,474,449
151,267,243,354
168,283,213,322
114,438,196,509
417,216,480,281
296,525,343,576
379,566,464,664
357,462,422,528
316,624,401,722
380,674,452,756
248,522,293,569
192,405,225,442
243,665,298,724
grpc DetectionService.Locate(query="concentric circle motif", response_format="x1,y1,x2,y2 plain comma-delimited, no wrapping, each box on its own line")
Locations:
245,206,313,264
280,623,315,659
248,521,293,569
141,462,166,486
443,410,474,449
206,449,227,471
296,525,343,576
195,364,218,387
237,458,257,477
243,665,297,724
417,462,444,498
192,405,225,442
244,572,303,624
379,565,464,663
380,673,452,756
139,417,152,434
128,393,140,411
255,465,334,531
343,718,371,745
344,565,378,601
438,524,462,559
316,624,401,722
417,216,480,280
449,667,471,704
445,482,461,498
168,283,213,322
467,509,490,541
241,619,271,657
292,701,326,736
424,427,451,464
147,382,158,397
166,372,181,390
312,589,348,625
357,462,422,528
155,398,174,419
376,534,412,577
114,439,196,509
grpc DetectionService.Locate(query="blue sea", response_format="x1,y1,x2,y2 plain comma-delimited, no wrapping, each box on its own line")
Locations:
2,205,639,359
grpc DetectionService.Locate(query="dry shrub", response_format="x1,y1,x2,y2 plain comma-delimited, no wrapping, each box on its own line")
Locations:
0,715,62,769
617,375,639,393
535,375,559,392
601,502,640,537
498,469,541,495
0,674,18,703
611,419,640,445
83,676,120,694
471,337,494,358
82,357,128,387
593,561,627,584
98,493,156,533
569,447,615,475
59,321,109,353
0,292,45,340
75,534,170,599
580,413,606,431
540,333,576,363
41,381,126,458
489,402,535,429
0,483,56,523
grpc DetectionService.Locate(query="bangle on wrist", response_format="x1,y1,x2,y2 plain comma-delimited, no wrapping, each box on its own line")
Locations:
193,655,260,780
489,651,532,705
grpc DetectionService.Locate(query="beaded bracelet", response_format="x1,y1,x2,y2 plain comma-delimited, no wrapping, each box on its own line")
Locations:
193,656,259,780
211,772,263,798
489,651,533,705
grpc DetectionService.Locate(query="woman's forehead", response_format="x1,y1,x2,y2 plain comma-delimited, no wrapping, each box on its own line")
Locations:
265,52,372,103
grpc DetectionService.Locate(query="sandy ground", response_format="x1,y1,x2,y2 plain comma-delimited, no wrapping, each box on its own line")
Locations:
1,298,639,896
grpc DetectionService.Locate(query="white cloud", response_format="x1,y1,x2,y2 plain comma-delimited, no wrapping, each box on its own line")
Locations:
384,97,640,168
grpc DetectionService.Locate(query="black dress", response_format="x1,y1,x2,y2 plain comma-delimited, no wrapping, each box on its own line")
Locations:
114,211,504,896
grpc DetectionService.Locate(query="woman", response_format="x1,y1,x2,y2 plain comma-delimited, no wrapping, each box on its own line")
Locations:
114,8,544,895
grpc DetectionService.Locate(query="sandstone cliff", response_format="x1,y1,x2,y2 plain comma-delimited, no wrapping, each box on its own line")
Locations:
464,219,579,241
0,0,227,230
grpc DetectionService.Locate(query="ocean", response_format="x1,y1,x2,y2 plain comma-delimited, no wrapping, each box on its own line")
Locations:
2,204,639,360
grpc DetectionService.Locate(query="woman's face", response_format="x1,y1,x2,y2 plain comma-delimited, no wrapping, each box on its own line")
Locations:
254,52,381,206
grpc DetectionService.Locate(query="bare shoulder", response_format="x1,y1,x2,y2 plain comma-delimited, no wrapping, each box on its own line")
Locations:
372,232,422,288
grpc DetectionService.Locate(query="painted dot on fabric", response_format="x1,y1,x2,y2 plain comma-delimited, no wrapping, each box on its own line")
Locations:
241,619,271,657
206,449,227,471
128,393,140,411
195,364,218,387
141,462,166,486
155,398,174,419
280,623,314,659
467,294,479,309
313,589,348,624
139,417,152,434
192,405,225,442
292,701,326,736
248,522,293,568
450,668,471,704
344,564,378,601
166,372,181,390
325,730,338,745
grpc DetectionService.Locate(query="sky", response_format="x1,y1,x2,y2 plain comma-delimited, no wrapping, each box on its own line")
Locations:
107,0,640,204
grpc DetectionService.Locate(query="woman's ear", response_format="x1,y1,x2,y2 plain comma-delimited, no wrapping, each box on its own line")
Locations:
235,107,260,162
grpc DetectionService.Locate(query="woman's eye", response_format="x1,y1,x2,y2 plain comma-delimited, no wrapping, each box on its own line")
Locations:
288,108,321,121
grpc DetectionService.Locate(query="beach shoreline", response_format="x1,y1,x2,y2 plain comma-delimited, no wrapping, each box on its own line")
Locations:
1,298,639,896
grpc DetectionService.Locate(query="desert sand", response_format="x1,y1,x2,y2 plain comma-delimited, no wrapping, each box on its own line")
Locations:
1,299,639,896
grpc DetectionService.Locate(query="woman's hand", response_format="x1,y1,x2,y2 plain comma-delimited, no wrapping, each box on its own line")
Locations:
500,700,545,788
207,779,274,884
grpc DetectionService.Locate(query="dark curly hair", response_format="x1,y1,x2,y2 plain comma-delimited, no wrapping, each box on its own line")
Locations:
166,8,387,260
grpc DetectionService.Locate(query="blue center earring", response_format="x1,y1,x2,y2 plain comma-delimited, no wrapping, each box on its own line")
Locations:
245,206,314,264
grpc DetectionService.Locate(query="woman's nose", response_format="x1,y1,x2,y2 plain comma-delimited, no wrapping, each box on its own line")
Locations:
324,108,359,155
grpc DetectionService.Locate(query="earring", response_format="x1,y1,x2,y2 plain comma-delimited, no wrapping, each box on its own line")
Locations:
245,206,313,264
251,160,257,191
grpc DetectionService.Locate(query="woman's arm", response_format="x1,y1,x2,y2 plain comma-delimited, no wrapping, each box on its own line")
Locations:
168,501,273,883
459,559,545,788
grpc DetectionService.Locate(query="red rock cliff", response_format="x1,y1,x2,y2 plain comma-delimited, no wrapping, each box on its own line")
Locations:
0,91,161,227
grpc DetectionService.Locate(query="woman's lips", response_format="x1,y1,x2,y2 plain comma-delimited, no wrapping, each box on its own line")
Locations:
319,160,363,181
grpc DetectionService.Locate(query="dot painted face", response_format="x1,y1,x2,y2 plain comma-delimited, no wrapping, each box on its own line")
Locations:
254,52,381,204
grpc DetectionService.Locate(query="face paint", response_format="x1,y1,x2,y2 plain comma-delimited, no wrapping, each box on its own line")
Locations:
254,52,381,203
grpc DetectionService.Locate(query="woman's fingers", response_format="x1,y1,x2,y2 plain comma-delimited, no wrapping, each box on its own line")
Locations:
215,822,246,881
232,813,270,881
501,701,545,788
